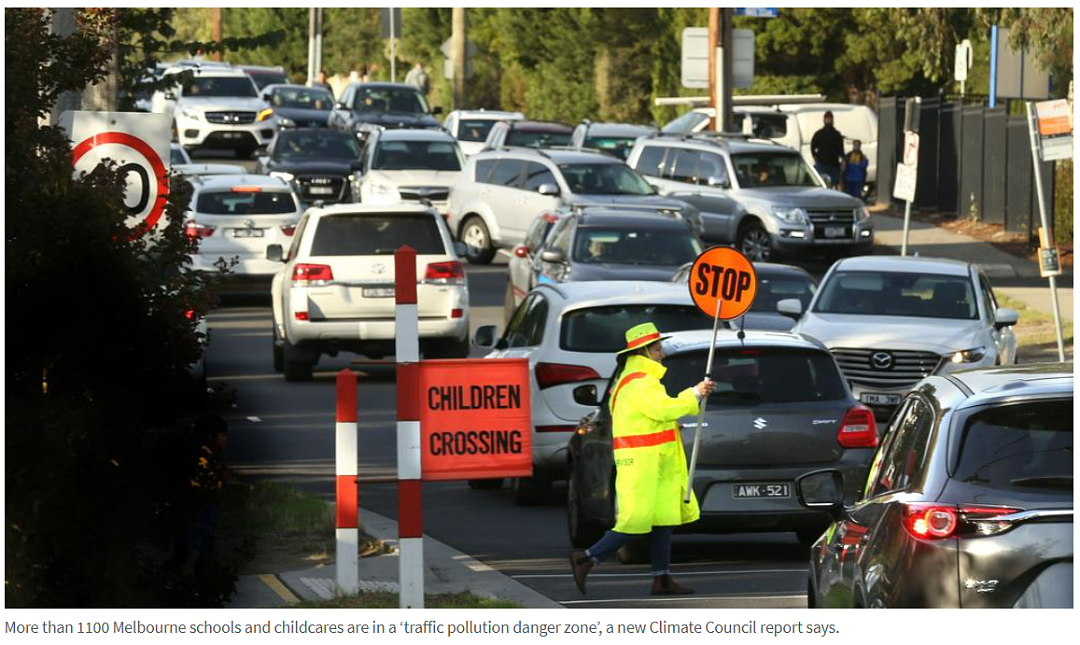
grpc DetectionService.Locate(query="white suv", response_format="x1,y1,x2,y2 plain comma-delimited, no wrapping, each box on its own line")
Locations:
471,281,727,504
356,129,464,215
153,66,276,158
267,204,470,381
442,109,525,156
783,255,1019,419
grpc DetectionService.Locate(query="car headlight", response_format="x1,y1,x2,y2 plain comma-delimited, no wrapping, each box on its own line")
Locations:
270,171,295,182
772,206,808,225
277,116,295,128
181,106,201,120
950,346,987,363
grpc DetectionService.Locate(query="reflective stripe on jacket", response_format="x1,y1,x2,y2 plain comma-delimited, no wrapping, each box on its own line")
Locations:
609,354,701,534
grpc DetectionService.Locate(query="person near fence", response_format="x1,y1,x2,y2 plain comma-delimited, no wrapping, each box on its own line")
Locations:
842,139,869,199
404,63,430,95
811,111,844,188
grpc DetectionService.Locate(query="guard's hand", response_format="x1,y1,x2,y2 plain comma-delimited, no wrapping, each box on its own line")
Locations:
696,378,716,398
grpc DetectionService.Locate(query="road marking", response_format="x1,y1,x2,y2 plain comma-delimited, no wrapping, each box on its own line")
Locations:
258,574,300,604
246,416,262,423
512,568,807,579
559,593,807,606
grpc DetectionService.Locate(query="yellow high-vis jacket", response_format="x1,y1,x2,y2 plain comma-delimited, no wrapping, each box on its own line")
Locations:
609,353,701,534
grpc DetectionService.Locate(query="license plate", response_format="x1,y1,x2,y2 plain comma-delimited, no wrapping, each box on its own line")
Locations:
733,483,790,499
308,186,334,195
824,226,846,238
222,132,242,139
861,392,902,406
231,228,264,238
362,287,395,298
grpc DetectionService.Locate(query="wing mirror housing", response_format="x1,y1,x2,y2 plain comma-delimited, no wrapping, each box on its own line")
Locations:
777,298,803,319
573,384,599,407
794,469,845,520
994,307,1019,329
432,106,444,115
706,175,730,189
537,183,560,196
266,244,284,262
472,325,499,350
540,249,565,264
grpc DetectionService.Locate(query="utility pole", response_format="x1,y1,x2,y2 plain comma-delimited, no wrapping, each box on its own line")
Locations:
708,8,733,131
211,8,223,61
451,8,467,110
307,8,324,86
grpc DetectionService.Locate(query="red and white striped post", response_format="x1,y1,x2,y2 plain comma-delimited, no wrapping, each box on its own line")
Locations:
394,245,424,609
335,368,359,595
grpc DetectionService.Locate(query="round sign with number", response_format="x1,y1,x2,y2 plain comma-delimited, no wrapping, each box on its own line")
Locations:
71,131,169,235
688,246,757,320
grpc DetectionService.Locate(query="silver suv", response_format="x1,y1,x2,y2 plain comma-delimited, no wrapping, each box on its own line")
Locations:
446,147,702,264
626,134,873,261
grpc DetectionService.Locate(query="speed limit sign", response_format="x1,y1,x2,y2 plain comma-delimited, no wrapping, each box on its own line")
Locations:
61,111,171,235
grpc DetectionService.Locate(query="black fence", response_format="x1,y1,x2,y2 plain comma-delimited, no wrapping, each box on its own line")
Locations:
877,96,1054,239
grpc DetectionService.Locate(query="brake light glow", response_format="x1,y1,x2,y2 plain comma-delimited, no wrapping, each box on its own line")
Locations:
292,263,334,285
257,108,274,122
902,504,1023,540
513,245,529,259
231,185,262,193
535,362,601,390
424,261,465,285
184,221,215,239
280,224,297,236
294,311,309,321
837,406,878,448
451,308,463,319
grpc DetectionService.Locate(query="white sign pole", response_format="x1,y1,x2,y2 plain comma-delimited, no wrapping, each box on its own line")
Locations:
684,297,721,504
1025,102,1066,362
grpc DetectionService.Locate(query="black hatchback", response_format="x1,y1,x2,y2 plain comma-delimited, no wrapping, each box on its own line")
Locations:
567,329,879,550
796,363,1073,608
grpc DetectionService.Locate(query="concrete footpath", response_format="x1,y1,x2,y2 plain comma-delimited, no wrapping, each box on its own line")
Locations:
871,211,1073,324
228,506,563,609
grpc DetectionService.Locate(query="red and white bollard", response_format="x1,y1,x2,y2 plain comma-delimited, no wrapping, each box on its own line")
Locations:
394,245,424,609
335,368,359,595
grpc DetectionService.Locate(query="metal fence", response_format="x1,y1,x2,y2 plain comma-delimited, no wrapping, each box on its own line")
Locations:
877,96,1054,238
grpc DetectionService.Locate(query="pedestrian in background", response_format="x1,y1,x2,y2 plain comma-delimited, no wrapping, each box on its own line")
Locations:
811,111,844,188
570,323,715,596
842,139,869,200
313,70,333,95
404,62,430,95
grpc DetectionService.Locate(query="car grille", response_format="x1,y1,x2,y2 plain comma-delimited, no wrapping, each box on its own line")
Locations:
398,186,450,202
297,175,348,202
831,347,943,390
807,209,857,240
206,111,256,124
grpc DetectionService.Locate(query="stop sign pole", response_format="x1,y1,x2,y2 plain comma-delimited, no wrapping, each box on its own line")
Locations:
685,296,722,503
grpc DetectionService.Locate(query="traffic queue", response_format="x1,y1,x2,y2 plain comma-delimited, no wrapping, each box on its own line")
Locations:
157,58,1071,609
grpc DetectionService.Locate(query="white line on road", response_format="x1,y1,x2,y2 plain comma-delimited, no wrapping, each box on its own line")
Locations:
246,416,262,423
512,568,807,579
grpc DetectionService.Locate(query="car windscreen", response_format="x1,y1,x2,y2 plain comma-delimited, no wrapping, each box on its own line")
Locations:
662,347,847,404
662,110,710,134
170,147,190,165
584,137,638,161
750,271,817,313
372,140,462,171
249,72,289,89
270,87,333,110
955,400,1072,496
813,270,978,320
572,228,701,266
309,214,444,256
196,191,296,215
557,163,656,195
505,129,572,148
560,305,713,353
458,120,498,142
731,152,821,188
182,76,257,98
352,87,429,114
274,131,360,161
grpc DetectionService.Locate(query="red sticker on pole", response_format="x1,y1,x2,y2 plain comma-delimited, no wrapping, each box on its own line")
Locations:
688,246,758,319
419,358,532,481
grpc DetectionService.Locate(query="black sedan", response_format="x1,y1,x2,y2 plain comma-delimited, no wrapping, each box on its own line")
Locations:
328,82,442,140
257,128,362,205
796,363,1073,608
672,261,818,331
260,84,335,128
567,329,878,552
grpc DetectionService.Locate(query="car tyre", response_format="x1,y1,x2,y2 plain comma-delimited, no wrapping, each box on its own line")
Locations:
460,216,496,265
737,221,774,262
283,338,313,382
567,472,606,548
512,473,551,506
467,478,504,490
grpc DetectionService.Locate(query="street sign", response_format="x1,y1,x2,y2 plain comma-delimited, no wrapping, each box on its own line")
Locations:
894,163,918,202
734,8,778,17
380,7,402,39
688,246,758,320
681,27,755,89
954,39,973,83
1039,247,1062,277
1035,99,1074,161
62,111,170,235
418,358,532,481
903,131,920,168
732,30,755,89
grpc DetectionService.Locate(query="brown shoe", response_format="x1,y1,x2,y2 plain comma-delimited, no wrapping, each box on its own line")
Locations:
651,574,695,595
570,552,594,596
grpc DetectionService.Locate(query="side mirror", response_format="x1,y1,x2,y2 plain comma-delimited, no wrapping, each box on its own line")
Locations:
453,241,468,257
335,102,346,110
795,469,845,520
432,106,443,115
257,156,270,168
573,384,599,407
540,249,565,264
262,93,272,102
994,307,1019,329
266,244,284,262
706,175,730,189
472,325,499,349
777,298,803,319
537,183,560,196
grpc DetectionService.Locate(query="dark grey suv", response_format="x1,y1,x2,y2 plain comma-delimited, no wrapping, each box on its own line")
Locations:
567,329,879,550
796,363,1073,608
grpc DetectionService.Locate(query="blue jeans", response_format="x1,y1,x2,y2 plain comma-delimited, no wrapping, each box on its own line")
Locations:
586,527,674,576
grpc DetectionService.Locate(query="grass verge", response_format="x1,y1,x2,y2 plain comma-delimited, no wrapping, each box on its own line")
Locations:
296,590,522,609
996,293,1073,352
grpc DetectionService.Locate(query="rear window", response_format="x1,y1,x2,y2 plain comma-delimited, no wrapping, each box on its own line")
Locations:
309,214,445,256
506,129,572,148
372,140,462,171
955,400,1073,496
662,347,847,404
196,191,296,215
560,305,713,353
458,120,497,142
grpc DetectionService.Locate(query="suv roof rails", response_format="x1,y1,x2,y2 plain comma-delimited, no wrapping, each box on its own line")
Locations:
568,202,685,221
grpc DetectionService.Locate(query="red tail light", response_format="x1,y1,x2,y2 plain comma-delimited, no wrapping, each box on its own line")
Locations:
535,362,601,390
837,405,878,448
294,311,309,321
451,308,463,319
424,261,465,285
902,504,1023,540
513,245,529,259
184,309,196,320
292,263,334,285
184,221,215,239
280,224,297,236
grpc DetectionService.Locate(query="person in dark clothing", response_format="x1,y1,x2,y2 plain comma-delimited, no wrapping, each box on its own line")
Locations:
811,111,845,188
